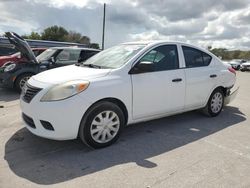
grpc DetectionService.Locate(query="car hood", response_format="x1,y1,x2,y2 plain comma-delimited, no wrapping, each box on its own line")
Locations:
5,32,38,64
32,65,112,85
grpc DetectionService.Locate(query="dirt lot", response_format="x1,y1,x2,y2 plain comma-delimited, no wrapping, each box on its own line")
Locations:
0,72,250,188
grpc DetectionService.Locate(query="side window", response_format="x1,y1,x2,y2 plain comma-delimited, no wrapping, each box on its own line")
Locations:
79,50,99,62
203,52,212,66
138,45,179,72
182,46,212,68
56,49,81,63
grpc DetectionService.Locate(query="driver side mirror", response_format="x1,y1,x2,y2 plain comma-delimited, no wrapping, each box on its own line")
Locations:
129,61,154,74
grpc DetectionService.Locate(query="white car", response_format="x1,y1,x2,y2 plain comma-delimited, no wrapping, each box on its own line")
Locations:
240,61,250,71
20,41,238,148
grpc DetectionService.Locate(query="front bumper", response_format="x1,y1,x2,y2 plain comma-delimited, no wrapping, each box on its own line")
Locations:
20,80,93,140
224,87,239,105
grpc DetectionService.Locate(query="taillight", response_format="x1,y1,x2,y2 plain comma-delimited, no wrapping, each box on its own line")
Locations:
228,67,236,75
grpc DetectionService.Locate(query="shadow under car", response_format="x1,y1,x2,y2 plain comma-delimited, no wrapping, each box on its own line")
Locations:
4,106,245,185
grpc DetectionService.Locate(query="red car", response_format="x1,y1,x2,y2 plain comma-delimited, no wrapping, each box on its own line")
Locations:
0,48,46,67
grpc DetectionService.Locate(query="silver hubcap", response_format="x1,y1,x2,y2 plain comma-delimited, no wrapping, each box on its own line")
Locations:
90,111,120,143
19,76,30,89
211,92,223,113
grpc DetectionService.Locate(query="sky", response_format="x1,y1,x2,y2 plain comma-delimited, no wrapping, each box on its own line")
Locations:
0,0,250,50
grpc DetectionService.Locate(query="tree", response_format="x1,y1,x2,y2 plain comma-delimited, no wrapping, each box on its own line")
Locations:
90,43,100,49
41,25,69,41
22,31,41,40
19,25,100,48
64,31,91,45
80,36,90,45
65,31,82,43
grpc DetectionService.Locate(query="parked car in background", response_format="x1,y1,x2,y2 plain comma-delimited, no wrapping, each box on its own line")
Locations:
0,48,46,67
20,41,238,148
0,46,18,56
228,59,246,70
0,32,100,91
240,61,250,71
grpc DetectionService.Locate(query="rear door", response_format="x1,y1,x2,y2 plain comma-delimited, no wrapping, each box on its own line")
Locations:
131,44,185,119
181,46,217,109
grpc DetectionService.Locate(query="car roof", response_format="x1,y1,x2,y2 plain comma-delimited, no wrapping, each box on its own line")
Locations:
123,40,200,47
31,48,47,50
49,46,100,51
123,40,212,53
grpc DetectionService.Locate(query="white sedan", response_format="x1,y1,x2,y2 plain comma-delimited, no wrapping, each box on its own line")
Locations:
20,41,238,148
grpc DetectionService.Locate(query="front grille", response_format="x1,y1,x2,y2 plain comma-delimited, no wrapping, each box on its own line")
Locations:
22,113,36,128
22,84,42,103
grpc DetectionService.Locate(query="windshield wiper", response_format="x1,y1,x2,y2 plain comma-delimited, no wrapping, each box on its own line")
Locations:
82,63,102,69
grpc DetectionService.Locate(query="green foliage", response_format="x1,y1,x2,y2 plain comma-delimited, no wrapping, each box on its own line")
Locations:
22,25,99,49
41,25,68,41
209,47,250,60
65,31,91,45
22,32,41,40
89,43,100,49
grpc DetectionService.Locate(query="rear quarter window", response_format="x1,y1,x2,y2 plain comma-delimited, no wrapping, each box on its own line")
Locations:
182,46,212,68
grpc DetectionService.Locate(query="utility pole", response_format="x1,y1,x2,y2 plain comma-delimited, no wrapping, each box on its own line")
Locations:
102,3,106,50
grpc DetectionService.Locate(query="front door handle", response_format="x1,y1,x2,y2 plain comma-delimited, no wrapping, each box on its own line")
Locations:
210,74,217,78
172,78,182,82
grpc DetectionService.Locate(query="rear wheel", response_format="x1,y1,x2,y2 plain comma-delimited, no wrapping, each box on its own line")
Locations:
15,73,33,92
79,101,125,149
203,88,224,117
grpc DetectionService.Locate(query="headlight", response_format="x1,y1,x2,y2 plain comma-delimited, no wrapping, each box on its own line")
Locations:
40,80,89,101
4,63,16,72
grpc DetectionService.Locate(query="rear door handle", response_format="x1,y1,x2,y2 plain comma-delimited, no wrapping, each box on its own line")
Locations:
210,74,217,78
172,78,182,82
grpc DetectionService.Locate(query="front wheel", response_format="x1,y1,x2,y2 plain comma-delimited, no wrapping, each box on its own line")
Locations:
15,73,33,92
79,101,125,149
203,88,224,117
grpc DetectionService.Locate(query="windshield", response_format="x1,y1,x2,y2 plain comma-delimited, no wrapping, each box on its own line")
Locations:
36,49,57,62
82,44,145,69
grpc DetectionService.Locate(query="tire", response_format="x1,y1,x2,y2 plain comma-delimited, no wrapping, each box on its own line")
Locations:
14,73,33,92
79,101,125,149
203,88,224,117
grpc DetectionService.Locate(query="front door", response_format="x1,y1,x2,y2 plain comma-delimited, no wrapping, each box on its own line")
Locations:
131,45,185,120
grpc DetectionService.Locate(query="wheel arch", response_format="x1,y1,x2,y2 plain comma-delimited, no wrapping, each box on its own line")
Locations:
205,86,227,106
14,71,36,84
83,97,129,125
78,97,129,142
